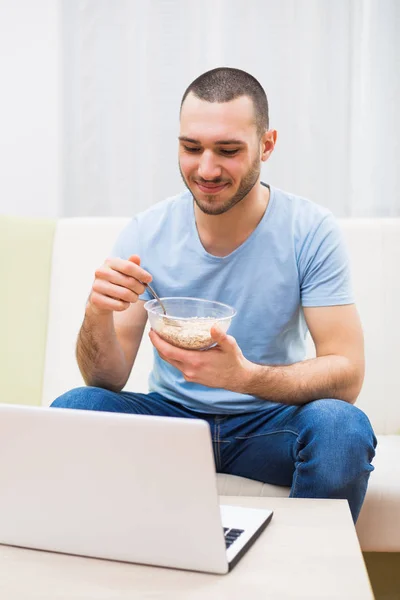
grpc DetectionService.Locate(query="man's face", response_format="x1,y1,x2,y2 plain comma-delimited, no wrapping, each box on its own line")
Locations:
179,93,262,216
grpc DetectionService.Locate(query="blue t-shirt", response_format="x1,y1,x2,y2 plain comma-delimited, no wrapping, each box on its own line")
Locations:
111,185,354,414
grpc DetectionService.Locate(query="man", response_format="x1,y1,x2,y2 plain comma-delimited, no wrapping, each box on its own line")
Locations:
52,67,377,523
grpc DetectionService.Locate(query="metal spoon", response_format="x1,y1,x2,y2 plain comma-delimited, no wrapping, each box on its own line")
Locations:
144,283,180,327
145,282,167,315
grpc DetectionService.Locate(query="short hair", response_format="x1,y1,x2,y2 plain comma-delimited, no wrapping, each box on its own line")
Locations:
180,67,269,137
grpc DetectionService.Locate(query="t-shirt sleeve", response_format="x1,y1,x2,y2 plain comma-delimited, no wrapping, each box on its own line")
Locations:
298,213,354,307
109,218,152,302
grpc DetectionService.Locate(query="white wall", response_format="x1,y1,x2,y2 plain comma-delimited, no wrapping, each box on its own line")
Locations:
1,1,399,219
62,0,400,219
0,0,61,218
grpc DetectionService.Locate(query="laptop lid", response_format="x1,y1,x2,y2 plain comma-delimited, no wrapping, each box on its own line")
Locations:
0,404,229,573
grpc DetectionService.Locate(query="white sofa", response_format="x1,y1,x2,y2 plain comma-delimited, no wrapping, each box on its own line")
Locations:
4,216,400,554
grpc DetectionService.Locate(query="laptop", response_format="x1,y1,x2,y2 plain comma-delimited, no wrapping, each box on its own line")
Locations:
0,403,273,574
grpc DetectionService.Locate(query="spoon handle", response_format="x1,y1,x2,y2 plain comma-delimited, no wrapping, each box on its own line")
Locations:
145,283,167,315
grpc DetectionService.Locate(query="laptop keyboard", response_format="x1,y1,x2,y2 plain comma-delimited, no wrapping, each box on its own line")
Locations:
223,527,244,549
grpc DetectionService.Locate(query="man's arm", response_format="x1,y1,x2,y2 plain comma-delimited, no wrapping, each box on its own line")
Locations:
244,304,365,405
77,300,148,392
149,303,365,406
76,254,152,392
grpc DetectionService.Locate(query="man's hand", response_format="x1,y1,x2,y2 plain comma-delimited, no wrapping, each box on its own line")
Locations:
149,326,254,392
88,254,152,317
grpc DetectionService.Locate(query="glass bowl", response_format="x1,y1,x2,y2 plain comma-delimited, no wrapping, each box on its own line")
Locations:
144,297,237,350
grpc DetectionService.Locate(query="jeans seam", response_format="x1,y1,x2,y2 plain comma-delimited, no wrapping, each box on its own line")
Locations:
290,436,304,497
217,420,221,470
291,462,300,497
234,428,299,440
212,418,220,471
289,433,303,497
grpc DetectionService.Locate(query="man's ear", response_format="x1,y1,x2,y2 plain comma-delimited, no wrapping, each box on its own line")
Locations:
261,129,278,162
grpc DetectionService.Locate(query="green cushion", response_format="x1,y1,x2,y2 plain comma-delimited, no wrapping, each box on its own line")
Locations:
0,216,56,406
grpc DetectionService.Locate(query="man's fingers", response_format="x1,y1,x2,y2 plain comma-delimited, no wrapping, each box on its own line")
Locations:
89,291,130,313
153,343,185,370
89,255,152,315
128,254,141,266
104,256,152,284
92,279,141,304
157,354,183,371
149,330,188,362
95,265,146,296
210,325,234,349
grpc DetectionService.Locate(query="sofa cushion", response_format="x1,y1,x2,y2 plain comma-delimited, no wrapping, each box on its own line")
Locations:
217,473,290,498
0,216,55,406
340,219,400,435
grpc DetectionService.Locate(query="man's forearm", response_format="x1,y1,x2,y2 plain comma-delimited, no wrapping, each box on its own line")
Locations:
76,305,129,392
242,355,364,405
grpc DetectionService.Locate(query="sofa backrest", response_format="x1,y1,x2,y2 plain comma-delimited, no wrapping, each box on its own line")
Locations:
41,217,400,435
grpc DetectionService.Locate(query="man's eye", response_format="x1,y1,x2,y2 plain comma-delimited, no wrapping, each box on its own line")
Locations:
220,149,239,156
184,146,201,153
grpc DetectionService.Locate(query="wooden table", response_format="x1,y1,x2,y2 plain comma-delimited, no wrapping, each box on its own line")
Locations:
0,497,374,599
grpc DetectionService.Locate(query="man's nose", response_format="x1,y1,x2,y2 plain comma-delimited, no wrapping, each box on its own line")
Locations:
198,151,222,180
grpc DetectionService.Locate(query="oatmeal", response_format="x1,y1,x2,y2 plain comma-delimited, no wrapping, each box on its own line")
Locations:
157,317,217,350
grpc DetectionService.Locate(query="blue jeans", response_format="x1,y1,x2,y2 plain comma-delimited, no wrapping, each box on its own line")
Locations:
51,387,377,523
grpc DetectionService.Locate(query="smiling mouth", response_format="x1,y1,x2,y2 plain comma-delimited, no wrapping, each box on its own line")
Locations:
195,182,229,194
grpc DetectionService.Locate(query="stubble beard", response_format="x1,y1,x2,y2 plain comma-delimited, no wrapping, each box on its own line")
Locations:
179,154,261,216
